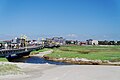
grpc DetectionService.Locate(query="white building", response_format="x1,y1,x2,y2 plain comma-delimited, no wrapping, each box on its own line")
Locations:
92,40,98,45
86,39,98,45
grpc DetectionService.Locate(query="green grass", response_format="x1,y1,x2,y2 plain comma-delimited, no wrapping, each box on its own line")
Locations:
0,58,8,62
46,45,120,61
0,63,22,75
30,48,51,55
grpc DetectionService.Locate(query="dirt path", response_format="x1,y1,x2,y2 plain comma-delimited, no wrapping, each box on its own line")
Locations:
31,50,53,57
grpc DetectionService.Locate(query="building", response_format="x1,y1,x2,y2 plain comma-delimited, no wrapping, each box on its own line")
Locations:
79,41,87,46
52,37,66,45
92,40,98,45
86,39,93,45
65,40,78,45
86,39,98,45
12,37,26,47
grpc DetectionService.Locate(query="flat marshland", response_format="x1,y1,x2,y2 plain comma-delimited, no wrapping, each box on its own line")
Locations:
46,45,120,62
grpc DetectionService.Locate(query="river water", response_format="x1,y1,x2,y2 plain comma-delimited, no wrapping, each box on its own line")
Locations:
10,56,70,65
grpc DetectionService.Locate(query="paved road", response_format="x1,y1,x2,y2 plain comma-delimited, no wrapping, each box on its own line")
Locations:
0,63,120,80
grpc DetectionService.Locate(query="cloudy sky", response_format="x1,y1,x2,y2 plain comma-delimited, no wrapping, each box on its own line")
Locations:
0,0,120,40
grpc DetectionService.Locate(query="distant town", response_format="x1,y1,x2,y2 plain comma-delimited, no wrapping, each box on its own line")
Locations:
0,35,120,50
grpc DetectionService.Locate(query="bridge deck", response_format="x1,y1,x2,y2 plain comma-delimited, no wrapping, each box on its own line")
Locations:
0,45,44,57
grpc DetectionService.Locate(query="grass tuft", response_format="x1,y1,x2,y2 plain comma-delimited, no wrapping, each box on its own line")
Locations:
0,58,8,62
0,63,23,75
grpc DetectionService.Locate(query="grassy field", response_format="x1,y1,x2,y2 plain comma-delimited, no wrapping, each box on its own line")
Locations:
46,45,120,61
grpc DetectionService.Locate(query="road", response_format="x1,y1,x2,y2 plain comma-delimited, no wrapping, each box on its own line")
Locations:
0,63,120,80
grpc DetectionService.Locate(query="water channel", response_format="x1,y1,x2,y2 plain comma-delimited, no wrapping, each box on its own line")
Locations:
9,56,70,65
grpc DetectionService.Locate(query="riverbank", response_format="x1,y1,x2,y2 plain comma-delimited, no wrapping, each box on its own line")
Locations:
43,46,120,66
0,49,54,76
43,55,120,66
0,49,120,80
0,47,120,77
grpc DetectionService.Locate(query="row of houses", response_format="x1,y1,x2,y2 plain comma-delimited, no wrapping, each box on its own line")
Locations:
0,37,66,49
0,37,39,49
1,36,120,49
65,39,120,46
86,39,120,45
43,37,66,47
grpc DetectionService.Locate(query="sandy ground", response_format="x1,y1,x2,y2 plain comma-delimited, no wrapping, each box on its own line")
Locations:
0,50,120,80
0,63,120,80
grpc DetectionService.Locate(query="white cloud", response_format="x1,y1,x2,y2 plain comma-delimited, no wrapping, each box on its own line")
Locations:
66,34,78,38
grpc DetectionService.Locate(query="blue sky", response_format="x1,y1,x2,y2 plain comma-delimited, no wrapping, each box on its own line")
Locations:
0,0,120,40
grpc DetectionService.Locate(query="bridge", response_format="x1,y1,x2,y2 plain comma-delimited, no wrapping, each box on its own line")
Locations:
0,45,44,58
